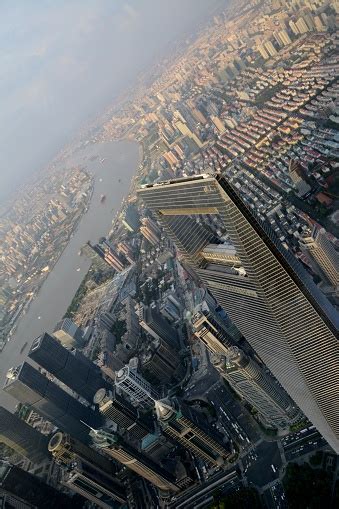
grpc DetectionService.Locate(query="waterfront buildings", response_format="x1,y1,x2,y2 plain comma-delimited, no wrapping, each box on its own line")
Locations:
87,238,127,272
138,174,339,453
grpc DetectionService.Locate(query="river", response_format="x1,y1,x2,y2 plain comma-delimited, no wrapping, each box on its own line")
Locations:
0,139,140,410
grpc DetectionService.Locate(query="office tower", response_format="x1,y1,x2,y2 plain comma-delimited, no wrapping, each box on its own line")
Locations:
155,398,230,467
159,293,181,322
115,359,160,409
0,406,50,464
163,151,180,169
300,227,339,289
4,362,101,443
141,338,184,385
121,203,140,233
192,302,299,432
211,348,300,429
138,303,179,348
94,388,154,439
0,490,33,509
90,428,179,493
140,217,162,246
29,332,108,403
48,432,126,507
289,159,311,197
53,318,85,348
192,301,239,355
0,460,75,509
138,174,339,453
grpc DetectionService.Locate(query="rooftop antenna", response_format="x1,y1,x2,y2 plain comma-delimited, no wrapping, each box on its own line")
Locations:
80,420,99,434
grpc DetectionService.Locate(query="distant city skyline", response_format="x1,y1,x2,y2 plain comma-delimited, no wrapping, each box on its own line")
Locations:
0,0,225,204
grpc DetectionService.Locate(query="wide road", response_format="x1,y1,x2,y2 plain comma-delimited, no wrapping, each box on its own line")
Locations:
0,139,140,410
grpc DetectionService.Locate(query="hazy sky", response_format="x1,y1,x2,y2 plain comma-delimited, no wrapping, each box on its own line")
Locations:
0,0,224,205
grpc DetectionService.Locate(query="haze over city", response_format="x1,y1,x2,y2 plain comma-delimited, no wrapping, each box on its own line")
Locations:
0,1,338,508
0,0,223,203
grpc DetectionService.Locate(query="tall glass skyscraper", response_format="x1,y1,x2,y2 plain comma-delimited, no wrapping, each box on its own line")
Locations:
138,174,339,453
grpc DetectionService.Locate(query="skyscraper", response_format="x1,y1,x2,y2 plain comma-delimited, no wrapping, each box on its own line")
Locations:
94,387,154,439
4,362,101,443
192,303,300,429
90,428,179,493
300,227,339,288
141,338,185,385
114,359,160,409
0,460,75,509
138,303,179,348
29,332,108,403
87,239,127,271
53,318,85,348
155,398,231,467
48,432,126,507
138,174,339,453
0,406,50,464
140,217,162,246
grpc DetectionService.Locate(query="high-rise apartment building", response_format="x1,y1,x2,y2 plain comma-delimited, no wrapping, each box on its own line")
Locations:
4,362,101,443
138,174,339,453
300,227,338,289
29,332,108,403
115,359,160,409
155,398,230,467
94,387,154,439
0,406,50,464
48,431,126,507
90,428,179,493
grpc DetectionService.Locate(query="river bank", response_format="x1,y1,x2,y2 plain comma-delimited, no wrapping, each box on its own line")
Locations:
0,139,140,410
